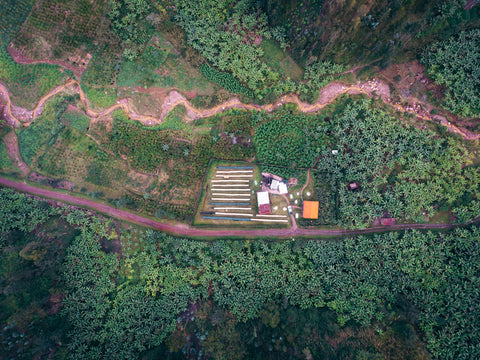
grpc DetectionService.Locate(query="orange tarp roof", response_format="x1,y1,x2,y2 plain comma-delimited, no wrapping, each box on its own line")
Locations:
303,201,319,219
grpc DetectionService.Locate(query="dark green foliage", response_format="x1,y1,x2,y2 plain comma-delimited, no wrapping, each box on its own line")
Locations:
254,109,327,177
175,0,278,98
453,199,480,223
422,29,480,117
143,227,480,359
63,229,202,359
199,63,254,97
0,187,58,233
315,99,478,228
0,140,12,169
62,229,119,358
0,0,34,44
108,0,154,59
259,0,479,68
2,190,480,359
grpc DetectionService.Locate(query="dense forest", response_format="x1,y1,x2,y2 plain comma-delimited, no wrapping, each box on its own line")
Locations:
1,188,480,359
253,98,480,228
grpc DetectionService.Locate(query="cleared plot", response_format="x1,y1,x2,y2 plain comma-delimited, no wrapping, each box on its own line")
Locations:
196,162,288,227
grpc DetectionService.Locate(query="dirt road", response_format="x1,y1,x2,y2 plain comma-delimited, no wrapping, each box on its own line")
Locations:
1,177,475,239
1,77,479,141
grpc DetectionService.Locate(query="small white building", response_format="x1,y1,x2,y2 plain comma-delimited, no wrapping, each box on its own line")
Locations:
271,179,280,190
278,183,288,195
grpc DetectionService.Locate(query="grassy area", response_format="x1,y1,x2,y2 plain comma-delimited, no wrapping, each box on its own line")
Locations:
60,109,91,133
81,85,118,109
155,105,193,134
117,33,216,96
261,39,303,81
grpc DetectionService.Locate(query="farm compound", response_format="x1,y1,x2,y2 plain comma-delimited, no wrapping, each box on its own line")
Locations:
200,165,289,224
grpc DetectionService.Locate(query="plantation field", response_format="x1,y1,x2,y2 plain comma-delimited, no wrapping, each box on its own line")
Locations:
0,0,34,43
14,104,257,222
11,0,107,59
0,46,67,109
253,106,328,178
4,88,479,229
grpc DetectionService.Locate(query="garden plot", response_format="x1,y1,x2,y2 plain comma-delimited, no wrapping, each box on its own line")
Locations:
198,165,289,224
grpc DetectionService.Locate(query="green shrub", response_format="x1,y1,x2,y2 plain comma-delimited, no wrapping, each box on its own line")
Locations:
199,63,254,97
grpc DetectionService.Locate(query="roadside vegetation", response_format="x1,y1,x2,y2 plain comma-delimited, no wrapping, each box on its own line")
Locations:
1,189,480,359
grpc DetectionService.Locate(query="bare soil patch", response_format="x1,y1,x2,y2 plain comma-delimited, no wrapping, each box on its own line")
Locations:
29,172,75,191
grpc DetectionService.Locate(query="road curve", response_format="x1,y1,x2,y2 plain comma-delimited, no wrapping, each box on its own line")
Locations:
1,177,475,239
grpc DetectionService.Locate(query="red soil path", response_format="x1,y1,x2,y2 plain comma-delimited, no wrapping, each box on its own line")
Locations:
1,177,476,239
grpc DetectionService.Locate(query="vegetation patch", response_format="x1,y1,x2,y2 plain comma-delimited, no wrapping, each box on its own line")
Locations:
315,98,479,228
254,108,327,178
0,0,34,44
422,29,480,117
0,46,67,108
199,63,253,98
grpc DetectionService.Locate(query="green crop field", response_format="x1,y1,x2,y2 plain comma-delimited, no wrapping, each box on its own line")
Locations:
0,46,67,108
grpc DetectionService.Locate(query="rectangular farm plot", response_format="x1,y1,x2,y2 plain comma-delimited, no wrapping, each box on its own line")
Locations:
194,161,290,226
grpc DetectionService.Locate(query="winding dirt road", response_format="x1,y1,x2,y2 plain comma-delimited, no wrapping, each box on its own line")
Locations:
1,75,479,238
1,177,476,239
1,78,479,141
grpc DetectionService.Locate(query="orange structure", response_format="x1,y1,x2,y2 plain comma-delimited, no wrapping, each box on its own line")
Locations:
303,201,319,219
